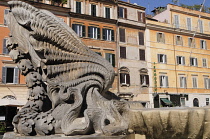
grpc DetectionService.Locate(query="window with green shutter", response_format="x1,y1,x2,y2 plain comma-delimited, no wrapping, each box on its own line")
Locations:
105,53,115,67
76,1,82,14
2,67,19,84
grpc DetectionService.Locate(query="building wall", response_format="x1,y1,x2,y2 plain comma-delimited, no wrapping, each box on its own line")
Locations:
147,4,210,108
0,0,70,103
117,1,147,102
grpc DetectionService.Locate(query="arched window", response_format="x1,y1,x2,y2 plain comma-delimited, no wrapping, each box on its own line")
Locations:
193,98,199,107
140,68,149,87
2,95,16,100
119,67,130,86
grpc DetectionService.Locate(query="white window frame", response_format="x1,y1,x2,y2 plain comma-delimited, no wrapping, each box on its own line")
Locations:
104,6,111,19
2,66,19,84
188,37,195,47
180,97,186,106
73,24,83,37
158,54,167,64
119,7,125,18
177,56,185,65
202,58,207,68
157,32,165,43
190,57,198,66
200,40,207,49
180,76,187,88
174,15,179,28
175,35,183,46
160,75,168,88
186,17,192,31
89,3,98,16
89,26,98,39
74,1,83,14
104,29,112,41
4,9,9,26
204,77,210,89
199,20,203,33
192,77,197,88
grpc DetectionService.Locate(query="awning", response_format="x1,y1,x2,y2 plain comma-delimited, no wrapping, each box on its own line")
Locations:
0,99,25,107
160,98,173,105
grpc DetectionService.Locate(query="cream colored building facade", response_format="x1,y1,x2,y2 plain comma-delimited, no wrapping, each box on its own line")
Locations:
146,4,210,108
117,1,149,106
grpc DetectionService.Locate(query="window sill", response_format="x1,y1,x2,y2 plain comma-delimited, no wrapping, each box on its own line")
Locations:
120,84,130,87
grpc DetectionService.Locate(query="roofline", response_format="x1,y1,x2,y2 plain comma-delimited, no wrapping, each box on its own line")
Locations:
118,0,146,11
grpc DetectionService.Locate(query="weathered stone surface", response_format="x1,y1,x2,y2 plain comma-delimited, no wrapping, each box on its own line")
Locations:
6,1,210,138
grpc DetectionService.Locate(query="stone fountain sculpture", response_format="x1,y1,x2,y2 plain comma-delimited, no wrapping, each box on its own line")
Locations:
6,1,210,138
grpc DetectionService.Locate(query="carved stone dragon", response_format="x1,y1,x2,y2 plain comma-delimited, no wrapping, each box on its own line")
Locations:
6,1,210,138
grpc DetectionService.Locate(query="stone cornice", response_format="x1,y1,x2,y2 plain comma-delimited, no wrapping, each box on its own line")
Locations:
118,22,145,30
118,0,146,11
69,12,118,24
1,0,70,14
90,0,117,5
170,9,210,20
147,23,210,40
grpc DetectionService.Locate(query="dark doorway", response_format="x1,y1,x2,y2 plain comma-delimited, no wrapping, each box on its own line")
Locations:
193,98,199,107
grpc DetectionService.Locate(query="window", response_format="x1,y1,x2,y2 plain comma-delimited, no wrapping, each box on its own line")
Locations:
2,38,9,54
180,97,185,106
174,15,179,28
102,28,114,41
120,46,126,59
204,77,210,89
105,7,111,19
118,7,127,19
180,76,187,88
4,9,9,26
206,98,209,105
137,11,145,23
190,57,198,66
199,20,203,33
158,54,167,64
88,26,100,39
140,75,149,86
72,24,86,37
188,37,195,47
119,28,125,42
186,17,192,31
119,67,130,86
200,40,207,49
2,67,19,84
139,32,144,45
139,49,145,61
202,58,207,67
105,53,115,67
157,32,165,43
140,68,149,87
159,75,168,87
91,4,97,16
176,56,185,65
76,1,82,14
192,77,197,88
175,36,183,46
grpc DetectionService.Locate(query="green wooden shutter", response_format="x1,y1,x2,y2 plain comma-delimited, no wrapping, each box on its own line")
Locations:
14,67,19,84
82,25,86,37
97,27,100,40
112,54,115,67
111,30,114,41
2,67,7,83
102,28,106,40
88,26,91,38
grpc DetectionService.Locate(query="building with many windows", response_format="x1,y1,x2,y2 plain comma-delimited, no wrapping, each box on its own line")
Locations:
68,0,119,93
146,4,210,108
117,1,148,105
0,0,70,104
